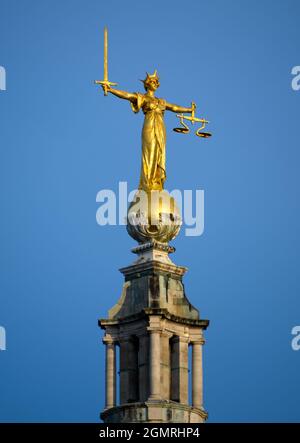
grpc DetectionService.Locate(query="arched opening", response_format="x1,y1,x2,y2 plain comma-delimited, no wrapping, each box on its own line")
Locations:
170,335,180,402
129,335,139,402
119,335,139,404
170,335,189,404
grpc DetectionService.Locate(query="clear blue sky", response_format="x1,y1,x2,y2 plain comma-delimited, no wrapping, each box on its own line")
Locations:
0,0,300,422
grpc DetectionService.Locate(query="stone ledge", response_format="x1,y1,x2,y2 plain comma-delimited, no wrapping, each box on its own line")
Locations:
100,400,208,423
120,260,188,279
99,308,209,329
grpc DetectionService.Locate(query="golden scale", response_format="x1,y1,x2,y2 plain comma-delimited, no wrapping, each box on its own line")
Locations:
173,102,211,138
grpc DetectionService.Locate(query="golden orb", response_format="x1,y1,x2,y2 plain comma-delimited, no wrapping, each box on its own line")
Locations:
127,190,182,244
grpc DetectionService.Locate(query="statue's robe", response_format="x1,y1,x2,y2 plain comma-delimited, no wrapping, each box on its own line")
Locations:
131,93,167,191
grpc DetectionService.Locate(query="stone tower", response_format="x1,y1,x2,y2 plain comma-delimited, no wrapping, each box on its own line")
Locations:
99,192,209,424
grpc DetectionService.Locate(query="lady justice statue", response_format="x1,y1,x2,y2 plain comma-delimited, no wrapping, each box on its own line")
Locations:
95,27,211,246
103,70,195,192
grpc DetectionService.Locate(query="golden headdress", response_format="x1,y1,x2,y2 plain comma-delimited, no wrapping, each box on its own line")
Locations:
140,70,160,89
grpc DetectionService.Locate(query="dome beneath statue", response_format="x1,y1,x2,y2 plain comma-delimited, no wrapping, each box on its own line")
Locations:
126,189,182,244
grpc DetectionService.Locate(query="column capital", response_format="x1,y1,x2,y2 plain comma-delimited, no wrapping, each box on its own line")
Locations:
102,336,116,345
147,327,162,334
161,330,173,339
191,339,205,346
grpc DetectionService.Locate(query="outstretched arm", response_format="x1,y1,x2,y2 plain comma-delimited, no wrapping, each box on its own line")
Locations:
104,85,137,104
166,102,194,113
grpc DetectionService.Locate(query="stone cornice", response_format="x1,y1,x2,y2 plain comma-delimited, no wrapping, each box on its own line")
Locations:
119,260,187,279
99,308,209,329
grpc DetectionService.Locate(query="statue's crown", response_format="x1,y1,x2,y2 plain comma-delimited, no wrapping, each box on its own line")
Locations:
141,70,160,85
146,70,159,81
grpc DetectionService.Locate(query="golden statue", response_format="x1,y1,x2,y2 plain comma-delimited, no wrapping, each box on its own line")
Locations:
95,27,211,194
105,71,195,191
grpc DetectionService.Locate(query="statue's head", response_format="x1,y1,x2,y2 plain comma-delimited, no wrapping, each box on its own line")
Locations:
141,70,160,91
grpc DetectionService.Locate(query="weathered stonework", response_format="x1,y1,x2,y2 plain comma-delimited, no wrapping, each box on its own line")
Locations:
99,242,209,423
101,401,208,423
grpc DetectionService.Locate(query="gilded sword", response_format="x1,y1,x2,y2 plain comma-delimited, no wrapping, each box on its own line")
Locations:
95,27,117,96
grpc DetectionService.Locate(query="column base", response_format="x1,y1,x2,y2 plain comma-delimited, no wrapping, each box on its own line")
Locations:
101,401,208,423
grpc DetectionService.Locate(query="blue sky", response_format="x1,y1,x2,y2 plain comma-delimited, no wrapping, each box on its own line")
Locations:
0,0,300,422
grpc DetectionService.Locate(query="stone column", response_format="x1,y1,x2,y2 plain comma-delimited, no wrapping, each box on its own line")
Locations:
148,329,161,400
104,339,116,409
192,340,204,409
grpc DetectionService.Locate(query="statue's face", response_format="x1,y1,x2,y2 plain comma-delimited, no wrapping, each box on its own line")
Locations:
146,78,159,92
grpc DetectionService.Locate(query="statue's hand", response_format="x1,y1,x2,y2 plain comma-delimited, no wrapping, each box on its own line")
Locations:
102,83,111,93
